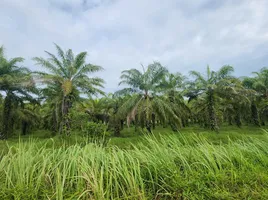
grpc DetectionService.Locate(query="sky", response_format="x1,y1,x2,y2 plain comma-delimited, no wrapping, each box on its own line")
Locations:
1,0,268,93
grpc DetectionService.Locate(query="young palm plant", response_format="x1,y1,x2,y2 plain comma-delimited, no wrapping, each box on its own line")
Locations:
116,62,179,133
33,44,105,135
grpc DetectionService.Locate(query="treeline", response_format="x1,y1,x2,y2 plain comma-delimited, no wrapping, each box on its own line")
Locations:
0,44,267,139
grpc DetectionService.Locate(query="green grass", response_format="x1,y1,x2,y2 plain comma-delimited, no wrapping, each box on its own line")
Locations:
1,126,268,199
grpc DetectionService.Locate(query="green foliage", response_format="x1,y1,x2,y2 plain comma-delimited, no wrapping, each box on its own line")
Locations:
1,131,268,199
1,44,268,138
84,121,108,136
33,44,105,135
2,41,268,199
186,65,247,131
0,46,37,139
116,63,181,132
82,121,110,145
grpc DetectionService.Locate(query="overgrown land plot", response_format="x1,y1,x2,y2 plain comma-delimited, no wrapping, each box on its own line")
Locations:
1,45,268,199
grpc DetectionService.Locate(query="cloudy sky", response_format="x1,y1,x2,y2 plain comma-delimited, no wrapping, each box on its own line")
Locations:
1,0,268,92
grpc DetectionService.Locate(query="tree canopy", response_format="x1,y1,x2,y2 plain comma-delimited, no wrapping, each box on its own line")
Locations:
0,44,267,139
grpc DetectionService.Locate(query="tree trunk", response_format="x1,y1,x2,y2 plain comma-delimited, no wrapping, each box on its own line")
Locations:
21,121,28,135
61,95,71,135
170,122,178,132
185,118,189,126
234,113,242,128
146,120,152,133
1,91,12,139
182,119,186,127
114,121,121,137
120,119,124,130
152,113,156,129
207,88,219,132
134,117,139,132
228,116,232,126
51,109,58,136
140,114,145,129
251,103,260,126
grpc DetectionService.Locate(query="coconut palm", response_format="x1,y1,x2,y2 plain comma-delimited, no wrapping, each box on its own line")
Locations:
186,65,240,131
0,46,36,139
116,62,179,133
33,44,105,135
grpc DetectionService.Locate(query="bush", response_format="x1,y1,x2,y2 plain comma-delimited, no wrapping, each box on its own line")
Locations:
83,121,110,145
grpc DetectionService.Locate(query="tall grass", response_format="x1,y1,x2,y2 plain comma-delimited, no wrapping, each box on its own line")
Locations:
1,133,268,199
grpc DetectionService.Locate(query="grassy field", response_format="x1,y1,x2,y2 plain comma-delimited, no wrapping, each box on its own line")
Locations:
1,126,268,199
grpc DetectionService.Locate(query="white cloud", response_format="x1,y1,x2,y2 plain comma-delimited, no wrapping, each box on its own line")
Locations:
1,0,268,92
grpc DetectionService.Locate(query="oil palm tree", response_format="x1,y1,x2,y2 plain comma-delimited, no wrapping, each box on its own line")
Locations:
116,62,179,133
242,68,268,126
39,83,63,135
82,97,110,124
158,72,190,130
105,94,128,136
186,65,239,131
221,83,251,127
33,44,105,135
0,46,36,139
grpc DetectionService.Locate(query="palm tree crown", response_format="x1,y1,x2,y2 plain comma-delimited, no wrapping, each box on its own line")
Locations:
33,44,105,134
116,62,179,132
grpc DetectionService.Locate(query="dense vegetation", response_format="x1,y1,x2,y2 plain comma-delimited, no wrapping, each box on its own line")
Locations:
0,44,267,138
1,44,268,199
1,128,268,199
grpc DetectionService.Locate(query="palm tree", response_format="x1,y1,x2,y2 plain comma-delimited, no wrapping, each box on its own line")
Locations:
242,68,268,126
0,46,36,139
158,72,190,130
33,44,105,135
83,97,110,123
221,84,251,127
186,65,239,131
105,94,128,136
116,62,179,133
39,84,63,135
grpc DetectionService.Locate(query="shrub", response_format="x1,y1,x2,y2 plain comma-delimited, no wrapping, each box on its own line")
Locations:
83,121,110,145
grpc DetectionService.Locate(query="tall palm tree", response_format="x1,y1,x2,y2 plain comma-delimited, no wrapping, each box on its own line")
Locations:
33,44,105,135
116,62,179,133
186,65,239,131
0,46,36,139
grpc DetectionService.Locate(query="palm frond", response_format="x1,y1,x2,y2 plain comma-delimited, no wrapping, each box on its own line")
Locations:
54,43,65,62
0,45,4,57
8,57,24,66
189,70,207,86
74,52,87,70
114,88,140,96
33,57,61,75
44,51,67,77
217,65,234,79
